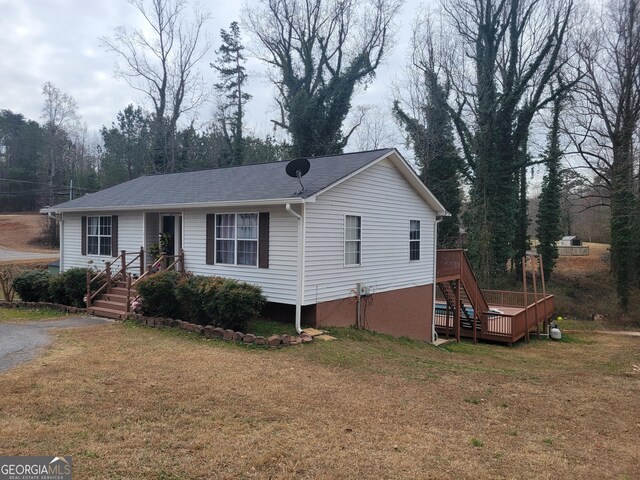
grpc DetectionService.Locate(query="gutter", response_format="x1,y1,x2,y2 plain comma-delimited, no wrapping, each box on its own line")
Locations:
40,197,307,214
432,216,444,343
286,202,305,334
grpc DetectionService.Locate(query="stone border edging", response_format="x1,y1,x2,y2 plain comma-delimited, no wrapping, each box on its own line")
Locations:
0,302,313,348
127,313,314,347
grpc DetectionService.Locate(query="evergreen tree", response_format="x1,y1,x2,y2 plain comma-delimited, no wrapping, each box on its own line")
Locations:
393,71,462,247
212,21,251,166
536,90,565,281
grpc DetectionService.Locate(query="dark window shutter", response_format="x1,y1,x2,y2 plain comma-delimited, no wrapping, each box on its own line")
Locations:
206,214,215,265
111,215,119,257
81,216,87,255
259,212,270,269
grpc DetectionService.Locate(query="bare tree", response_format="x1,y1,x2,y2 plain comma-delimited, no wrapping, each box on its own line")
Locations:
413,0,578,281
101,0,211,173
245,0,402,157
350,105,399,151
567,0,640,307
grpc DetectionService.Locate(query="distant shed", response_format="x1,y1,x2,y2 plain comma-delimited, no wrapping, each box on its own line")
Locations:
559,236,583,247
557,236,589,256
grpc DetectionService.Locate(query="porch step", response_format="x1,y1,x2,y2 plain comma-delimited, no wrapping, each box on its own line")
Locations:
109,286,138,297
100,293,129,304
88,306,127,320
92,300,128,311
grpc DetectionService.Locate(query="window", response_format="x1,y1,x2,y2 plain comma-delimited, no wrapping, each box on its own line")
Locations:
410,220,420,261
215,213,258,266
345,215,361,265
87,216,112,256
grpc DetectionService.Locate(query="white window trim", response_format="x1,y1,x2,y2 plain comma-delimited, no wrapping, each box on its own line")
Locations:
214,212,259,267
409,219,421,262
343,214,362,267
86,215,112,257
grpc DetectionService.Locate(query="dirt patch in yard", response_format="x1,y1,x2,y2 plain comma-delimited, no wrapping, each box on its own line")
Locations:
0,323,638,479
0,213,57,252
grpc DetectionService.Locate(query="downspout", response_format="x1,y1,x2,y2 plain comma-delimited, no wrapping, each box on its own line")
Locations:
432,216,443,343
48,212,62,271
286,202,305,334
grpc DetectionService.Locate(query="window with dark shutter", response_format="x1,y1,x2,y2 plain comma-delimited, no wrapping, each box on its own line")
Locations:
206,214,215,265
259,212,269,268
81,216,87,255
111,215,119,257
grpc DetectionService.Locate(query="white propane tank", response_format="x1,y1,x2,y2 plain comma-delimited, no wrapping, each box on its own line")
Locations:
550,327,562,340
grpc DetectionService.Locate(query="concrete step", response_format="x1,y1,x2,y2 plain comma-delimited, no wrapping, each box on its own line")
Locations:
88,306,126,320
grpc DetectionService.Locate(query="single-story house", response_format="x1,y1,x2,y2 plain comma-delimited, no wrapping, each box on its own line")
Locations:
43,148,448,341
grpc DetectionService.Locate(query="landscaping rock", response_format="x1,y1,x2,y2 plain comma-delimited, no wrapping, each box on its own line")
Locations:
222,329,235,341
268,335,281,346
68,307,78,313
254,336,267,345
299,334,313,343
195,325,204,334
212,327,224,339
243,333,256,344
203,326,215,338
233,331,244,341
280,334,291,345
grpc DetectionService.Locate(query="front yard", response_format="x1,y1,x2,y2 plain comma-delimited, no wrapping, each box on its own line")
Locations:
0,313,638,479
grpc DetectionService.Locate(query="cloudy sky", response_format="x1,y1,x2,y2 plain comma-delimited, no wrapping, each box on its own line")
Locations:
0,0,434,148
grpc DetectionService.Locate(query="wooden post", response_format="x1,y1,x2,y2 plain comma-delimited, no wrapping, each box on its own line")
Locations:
121,250,127,278
522,256,529,343
532,255,540,339
179,249,185,274
473,282,478,344
539,254,549,334
125,273,132,314
86,270,92,308
139,247,145,277
455,279,461,343
105,262,112,294
161,253,167,271
445,307,450,339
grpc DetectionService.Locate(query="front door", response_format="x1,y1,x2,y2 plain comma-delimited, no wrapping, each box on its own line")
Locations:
160,214,182,256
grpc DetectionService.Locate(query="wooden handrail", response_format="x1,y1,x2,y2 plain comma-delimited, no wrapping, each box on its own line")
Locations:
86,248,144,307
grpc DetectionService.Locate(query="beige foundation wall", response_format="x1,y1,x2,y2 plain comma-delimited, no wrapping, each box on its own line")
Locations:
314,284,433,342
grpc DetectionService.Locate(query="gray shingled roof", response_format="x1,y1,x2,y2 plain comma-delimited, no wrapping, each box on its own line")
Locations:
46,149,394,212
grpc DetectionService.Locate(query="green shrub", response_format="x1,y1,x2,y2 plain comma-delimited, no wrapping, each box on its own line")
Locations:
136,270,180,318
12,270,51,302
175,275,209,324
48,274,68,304
202,278,266,331
62,268,93,307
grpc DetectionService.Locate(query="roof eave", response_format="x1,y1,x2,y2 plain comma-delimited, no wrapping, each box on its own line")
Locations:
41,197,306,214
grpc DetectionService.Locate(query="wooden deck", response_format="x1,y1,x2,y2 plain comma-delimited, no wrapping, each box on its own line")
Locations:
435,250,554,345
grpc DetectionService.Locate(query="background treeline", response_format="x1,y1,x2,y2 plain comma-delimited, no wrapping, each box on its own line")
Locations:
0,0,638,308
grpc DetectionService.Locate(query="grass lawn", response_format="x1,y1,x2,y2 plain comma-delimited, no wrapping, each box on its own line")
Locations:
0,320,638,479
0,307,69,323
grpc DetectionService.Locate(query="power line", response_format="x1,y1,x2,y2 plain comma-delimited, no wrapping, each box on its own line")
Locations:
0,177,98,192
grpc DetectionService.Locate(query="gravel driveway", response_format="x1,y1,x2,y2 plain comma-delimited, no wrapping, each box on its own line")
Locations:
0,316,112,373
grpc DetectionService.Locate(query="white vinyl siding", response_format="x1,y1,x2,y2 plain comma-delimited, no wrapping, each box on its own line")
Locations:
303,157,436,304
183,206,298,304
61,211,144,272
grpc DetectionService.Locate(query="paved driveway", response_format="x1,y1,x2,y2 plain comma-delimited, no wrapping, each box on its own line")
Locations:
0,246,58,263
0,317,112,373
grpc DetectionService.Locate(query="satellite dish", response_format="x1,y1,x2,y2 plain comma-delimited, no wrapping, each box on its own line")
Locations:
285,158,310,194
285,158,310,178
